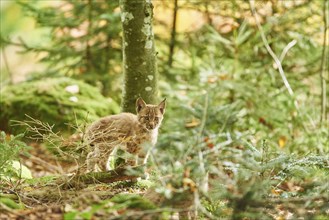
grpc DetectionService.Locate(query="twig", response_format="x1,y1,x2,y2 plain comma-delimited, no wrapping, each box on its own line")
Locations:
279,39,297,62
11,115,77,160
249,0,313,134
193,190,214,219
249,0,294,97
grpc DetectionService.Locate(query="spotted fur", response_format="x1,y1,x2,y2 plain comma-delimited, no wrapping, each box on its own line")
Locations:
85,98,166,172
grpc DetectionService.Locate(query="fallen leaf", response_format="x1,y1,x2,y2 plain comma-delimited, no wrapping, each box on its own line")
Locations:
207,143,215,149
185,118,200,128
183,178,196,192
271,188,283,196
278,136,287,148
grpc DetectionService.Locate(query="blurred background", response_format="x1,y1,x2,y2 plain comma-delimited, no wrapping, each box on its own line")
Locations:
0,1,328,218
1,0,327,149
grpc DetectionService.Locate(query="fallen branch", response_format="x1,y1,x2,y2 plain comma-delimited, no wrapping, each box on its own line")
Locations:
0,165,146,205
55,165,146,189
20,153,64,174
21,188,122,204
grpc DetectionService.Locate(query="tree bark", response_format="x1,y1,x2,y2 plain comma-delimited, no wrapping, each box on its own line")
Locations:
120,0,158,113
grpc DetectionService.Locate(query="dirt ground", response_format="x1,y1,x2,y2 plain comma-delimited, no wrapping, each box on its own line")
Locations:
0,143,148,220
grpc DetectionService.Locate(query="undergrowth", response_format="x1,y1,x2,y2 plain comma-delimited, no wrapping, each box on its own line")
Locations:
1,0,328,219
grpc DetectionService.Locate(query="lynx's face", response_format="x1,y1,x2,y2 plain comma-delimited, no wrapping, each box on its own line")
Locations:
136,98,166,130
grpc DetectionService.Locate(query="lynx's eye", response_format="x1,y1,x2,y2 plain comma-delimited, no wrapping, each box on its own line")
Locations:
143,116,149,120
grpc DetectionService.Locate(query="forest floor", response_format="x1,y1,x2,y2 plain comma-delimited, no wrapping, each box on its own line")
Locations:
0,143,150,220
1,141,328,219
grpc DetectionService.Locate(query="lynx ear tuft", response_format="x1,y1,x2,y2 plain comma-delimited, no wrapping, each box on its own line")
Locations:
158,98,166,114
136,97,146,112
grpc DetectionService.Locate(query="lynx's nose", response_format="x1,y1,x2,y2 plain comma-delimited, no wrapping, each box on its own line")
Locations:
149,122,155,129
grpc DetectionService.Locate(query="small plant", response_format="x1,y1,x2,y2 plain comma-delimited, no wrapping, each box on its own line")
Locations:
0,131,31,180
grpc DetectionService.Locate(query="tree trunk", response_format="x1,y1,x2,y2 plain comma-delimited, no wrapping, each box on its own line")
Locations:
168,0,178,67
120,0,158,113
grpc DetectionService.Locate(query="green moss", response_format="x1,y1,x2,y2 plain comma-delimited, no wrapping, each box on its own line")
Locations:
25,175,57,186
0,197,25,210
0,77,120,134
110,194,157,210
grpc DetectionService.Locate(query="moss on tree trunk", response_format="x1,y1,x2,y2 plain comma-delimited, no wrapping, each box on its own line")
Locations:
120,0,158,113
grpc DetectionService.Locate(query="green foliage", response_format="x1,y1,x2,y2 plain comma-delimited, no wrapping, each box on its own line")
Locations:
0,131,30,180
64,194,157,220
0,132,24,171
0,0,328,219
161,1,328,154
6,161,32,179
0,77,119,134
0,197,24,210
110,194,157,210
151,88,329,218
13,0,122,96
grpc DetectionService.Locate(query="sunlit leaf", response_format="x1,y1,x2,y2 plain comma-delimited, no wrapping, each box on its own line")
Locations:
278,136,287,148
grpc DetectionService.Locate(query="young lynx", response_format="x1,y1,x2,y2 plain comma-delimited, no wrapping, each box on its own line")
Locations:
85,97,166,172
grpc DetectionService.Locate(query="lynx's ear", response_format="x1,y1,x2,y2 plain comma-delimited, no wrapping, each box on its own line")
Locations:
158,98,166,114
136,97,146,112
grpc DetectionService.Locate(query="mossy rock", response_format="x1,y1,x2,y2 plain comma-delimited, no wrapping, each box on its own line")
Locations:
0,77,120,134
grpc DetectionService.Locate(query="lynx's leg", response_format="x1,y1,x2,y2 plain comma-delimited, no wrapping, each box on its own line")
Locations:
125,142,139,167
86,145,102,172
104,145,119,171
136,148,152,180
96,145,114,172
125,155,138,167
141,149,151,165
